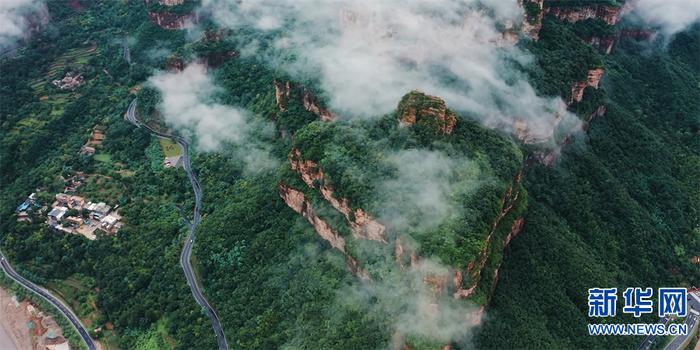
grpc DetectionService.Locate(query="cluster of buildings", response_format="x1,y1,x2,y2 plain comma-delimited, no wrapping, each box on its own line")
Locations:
15,193,42,223
47,193,123,240
15,172,125,240
51,71,84,90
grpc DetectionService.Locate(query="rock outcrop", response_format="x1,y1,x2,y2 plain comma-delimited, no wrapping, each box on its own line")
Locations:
278,184,345,251
288,148,387,243
588,105,607,122
397,91,457,135
274,81,292,112
569,68,604,104
582,105,607,131
455,170,523,299
586,36,616,55
511,117,561,144
520,0,544,40
147,11,196,30
503,217,525,248
279,183,369,279
302,90,335,121
545,5,623,25
166,57,184,72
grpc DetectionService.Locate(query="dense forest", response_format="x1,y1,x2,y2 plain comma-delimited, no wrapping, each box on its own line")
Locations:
0,0,697,349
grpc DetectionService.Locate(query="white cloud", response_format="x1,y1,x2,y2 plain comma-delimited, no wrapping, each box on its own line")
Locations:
633,0,700,36
148,63,279,172
149,63,249,151
200,0,575,141
378,149,482,232
0,0,45,50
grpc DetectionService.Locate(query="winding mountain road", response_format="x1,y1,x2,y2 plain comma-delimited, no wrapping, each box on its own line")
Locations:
125,99,229,350
0,248,97,350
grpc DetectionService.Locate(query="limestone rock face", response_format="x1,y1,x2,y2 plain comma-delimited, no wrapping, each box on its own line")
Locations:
302,90,335,121
274,81,291,112
520,0,544,40
288,148,386,243
545,5,623,25
147,11,196,30
569,68,604,104
278,183,369,279
397,91,457,135
586,36,616,55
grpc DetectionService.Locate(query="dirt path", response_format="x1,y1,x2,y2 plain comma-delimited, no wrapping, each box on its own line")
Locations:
0,287,31,350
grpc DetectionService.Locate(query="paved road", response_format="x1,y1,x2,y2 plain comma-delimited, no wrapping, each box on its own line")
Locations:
126,99,229,350
637,315,671,350
0,249,97,350
663,291,700,350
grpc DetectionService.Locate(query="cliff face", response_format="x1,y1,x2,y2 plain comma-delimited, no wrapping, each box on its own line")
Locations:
454,170,523,299
545,5,623,25
274,81,291,112
397,91,457,135
586,36,616,55
569,68,604,104
147,11,196,30
520,0,544,40
302,90,335,121
166,57,184,72
503,217,525,248
278,183,369,279
288,148,386,243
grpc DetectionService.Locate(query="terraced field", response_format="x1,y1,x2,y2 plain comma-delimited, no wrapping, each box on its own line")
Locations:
29,43,97,95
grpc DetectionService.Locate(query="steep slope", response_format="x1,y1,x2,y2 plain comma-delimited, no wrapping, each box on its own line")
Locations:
476,17,700,350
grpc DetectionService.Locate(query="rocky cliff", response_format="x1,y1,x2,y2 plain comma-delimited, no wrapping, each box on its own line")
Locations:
147,11,196,30
288,148,387,243
278,183,369,279
455,170,523,299
274,81,291,112
569,68,604,104
302,90,336,121
545,5,623,25
586,36,616,54
397,91,457,135
520,0,544,40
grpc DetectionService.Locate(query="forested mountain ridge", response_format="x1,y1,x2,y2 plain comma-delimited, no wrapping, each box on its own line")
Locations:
0,0,697,349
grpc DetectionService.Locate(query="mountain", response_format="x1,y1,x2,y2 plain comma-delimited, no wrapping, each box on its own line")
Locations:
0,1,697,349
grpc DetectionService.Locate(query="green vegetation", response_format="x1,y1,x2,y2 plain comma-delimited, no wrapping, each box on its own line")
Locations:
476,20,699,350
1,1,697,349
159,139,181,157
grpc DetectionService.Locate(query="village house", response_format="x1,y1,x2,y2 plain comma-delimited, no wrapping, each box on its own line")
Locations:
85,202,111,219
15,193,39,222
164,155,182,168
46,190,123,239
54,194,85,210
47,207,67,224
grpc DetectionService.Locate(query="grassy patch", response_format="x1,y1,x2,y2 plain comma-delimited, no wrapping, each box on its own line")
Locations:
133,318,176,350
159,138,182,157
94,153,112,163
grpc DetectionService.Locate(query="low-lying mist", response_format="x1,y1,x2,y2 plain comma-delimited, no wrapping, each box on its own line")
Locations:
200,0,575,141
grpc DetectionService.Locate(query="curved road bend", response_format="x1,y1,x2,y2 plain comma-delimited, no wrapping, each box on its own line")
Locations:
0,249,97,350
126,99,229,350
